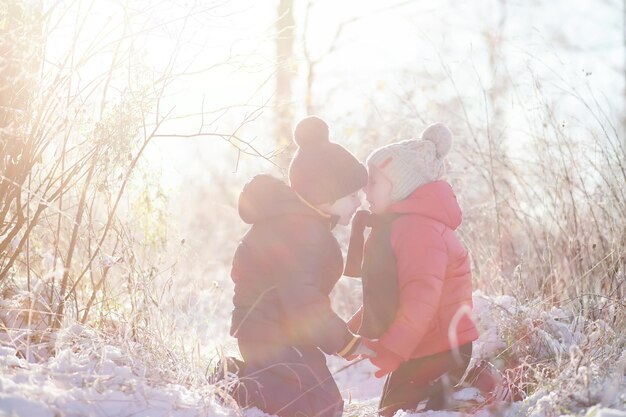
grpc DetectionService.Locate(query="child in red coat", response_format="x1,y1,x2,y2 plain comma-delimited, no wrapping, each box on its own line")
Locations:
345,123,479,416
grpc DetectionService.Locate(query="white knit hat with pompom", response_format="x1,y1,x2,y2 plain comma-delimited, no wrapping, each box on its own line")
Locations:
366,123,452,201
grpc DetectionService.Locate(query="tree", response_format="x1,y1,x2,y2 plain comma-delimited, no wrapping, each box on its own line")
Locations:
0,0,268,342
275,0,296,169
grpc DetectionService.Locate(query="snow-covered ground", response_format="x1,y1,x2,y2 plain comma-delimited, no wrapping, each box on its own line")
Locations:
1,292,624,417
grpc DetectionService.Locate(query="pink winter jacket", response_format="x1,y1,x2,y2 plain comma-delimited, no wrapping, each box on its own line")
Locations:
351,180,479,360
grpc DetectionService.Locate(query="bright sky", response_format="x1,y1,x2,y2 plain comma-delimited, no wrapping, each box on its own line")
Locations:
44,0,625,189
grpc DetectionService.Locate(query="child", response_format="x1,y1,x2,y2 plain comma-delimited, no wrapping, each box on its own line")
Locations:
345,123,479,417
227,116,373,417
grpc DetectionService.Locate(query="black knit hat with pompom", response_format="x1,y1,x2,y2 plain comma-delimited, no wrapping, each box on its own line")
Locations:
289,116,367,205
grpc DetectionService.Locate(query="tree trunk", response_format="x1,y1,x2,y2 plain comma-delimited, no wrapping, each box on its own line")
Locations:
275,0,296,170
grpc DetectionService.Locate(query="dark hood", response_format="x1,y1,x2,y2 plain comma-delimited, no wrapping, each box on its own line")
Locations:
238,174,323,225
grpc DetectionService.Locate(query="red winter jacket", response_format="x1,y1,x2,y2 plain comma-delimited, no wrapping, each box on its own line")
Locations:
349,180,478,360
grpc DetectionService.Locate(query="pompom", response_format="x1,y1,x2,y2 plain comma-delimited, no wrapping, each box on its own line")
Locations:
421,123,452,158
293,116,330,147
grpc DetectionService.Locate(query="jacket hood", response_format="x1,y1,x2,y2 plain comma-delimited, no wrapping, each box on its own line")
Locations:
238,174,328,225
388,180,462,229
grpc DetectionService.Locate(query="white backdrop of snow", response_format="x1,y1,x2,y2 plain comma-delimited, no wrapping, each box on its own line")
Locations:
1,293,624,417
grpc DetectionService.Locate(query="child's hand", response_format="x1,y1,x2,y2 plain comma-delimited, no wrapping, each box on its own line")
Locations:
362,339,403,378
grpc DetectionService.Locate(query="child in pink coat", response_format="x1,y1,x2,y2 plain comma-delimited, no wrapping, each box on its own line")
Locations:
345,123,479,416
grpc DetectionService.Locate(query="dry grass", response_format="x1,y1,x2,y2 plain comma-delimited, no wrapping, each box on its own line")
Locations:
0,1,624,416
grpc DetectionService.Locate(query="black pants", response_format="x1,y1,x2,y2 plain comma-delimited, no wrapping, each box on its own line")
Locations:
236,341,343,417
378,343,472,417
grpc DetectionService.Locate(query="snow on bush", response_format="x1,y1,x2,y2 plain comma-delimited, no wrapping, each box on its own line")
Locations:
469,292,626,417
0,289,624,417
0,320,239,417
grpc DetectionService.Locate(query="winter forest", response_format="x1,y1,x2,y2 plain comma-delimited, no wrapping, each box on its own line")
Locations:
0,0,624,416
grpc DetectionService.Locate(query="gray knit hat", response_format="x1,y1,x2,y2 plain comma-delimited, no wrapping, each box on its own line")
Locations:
366,123,452,201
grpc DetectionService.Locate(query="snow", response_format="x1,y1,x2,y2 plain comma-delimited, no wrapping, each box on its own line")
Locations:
452,388,484,403
589,408,626,417
1,291,624,417
0,327,229,417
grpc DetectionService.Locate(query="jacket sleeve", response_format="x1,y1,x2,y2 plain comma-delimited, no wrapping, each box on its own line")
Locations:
276,227,354,355
378,220,447,360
